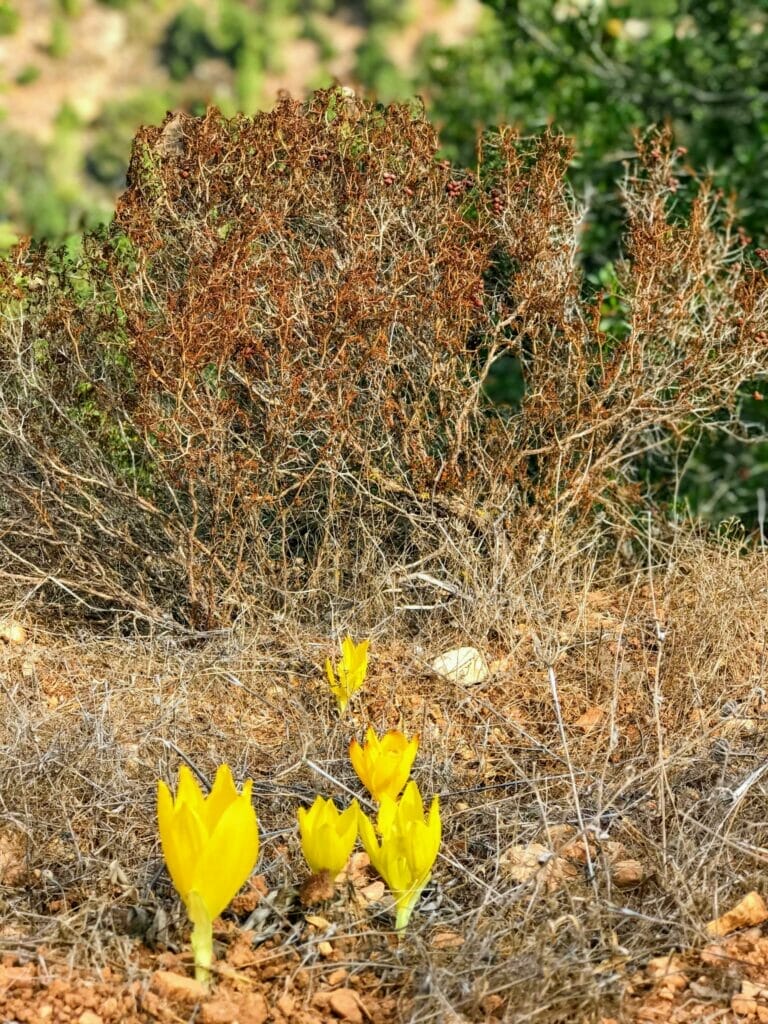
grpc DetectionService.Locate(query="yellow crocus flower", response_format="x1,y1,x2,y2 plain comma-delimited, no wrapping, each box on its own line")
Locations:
325,635,369,715
349,727,419,803
297,795,359,877
157,764,259,982
358,780,441,930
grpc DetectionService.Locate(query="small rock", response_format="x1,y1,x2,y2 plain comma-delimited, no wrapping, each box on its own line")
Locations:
646,954,687,984
150,970,207,1006
574,706,604,733
430,929,464,949
276,993,295,1015
239,993,269,1024
78,1012,103,1024
559,837,597,864
329,987,364,1023
689,979,721,1000
305,914,331,929
500,842,578,891
659,972,688,993
700,943,727,967
201,997,268,1024
430,647,489,685
707,891,768,936
357,880,385,904
501,842,550,881
200,1000,238,1024
611,859,645,888
230,874,267,915
481,994,505,1018
0,619,26,645
327,968,348,986
655,987,676,1002
732,994,758,1017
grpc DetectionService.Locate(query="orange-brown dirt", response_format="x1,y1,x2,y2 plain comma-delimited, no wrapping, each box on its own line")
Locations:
3,924,768,1023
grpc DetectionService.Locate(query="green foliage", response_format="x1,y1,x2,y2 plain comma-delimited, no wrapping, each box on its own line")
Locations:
160,4,212,80
333,0,413,27
418,0,768,528
354,28,411,100
48,14,71,57
0,221,18,249
651,390,768,528
420,0,768,256
14,64,41,86
300,13,336,62
0,1,19,34
160,0,298,87
87,91,171,186
0,114,110,246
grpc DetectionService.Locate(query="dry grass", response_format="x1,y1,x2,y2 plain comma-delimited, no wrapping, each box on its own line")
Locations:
1,529,766,1021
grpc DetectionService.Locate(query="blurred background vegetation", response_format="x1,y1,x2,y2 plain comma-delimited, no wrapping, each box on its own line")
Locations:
1,0,766,529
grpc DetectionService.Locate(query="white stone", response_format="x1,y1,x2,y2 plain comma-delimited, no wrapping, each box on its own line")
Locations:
430,646,489,684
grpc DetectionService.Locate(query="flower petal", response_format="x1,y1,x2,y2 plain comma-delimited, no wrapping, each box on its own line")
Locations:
176,764,206,820
325,658,340,696
203,763,239,835
196,785,259,919
357,806,384,875
158,786,207,903
376,794,398,838
349,738,368,789
298,797,326,874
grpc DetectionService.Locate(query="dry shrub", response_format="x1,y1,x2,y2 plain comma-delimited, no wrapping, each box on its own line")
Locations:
0,94,766,629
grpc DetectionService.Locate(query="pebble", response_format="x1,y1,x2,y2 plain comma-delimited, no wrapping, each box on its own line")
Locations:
329,987,364,1023
150,970,207,1006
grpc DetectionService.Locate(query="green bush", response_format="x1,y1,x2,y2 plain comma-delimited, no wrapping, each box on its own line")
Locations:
160,0,298,86
160,4,213,80
0,1,19,34
87,92,171,186
14,64,42,86
355,28,411,100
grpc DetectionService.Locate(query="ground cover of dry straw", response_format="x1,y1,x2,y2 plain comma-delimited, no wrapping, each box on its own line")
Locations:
1,537,767,1024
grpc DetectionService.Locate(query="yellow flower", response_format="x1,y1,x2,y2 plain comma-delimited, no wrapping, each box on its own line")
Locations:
358,780,441,930
157,764,259,982
325,635,369,715
297,795,359,877
349,727,419,803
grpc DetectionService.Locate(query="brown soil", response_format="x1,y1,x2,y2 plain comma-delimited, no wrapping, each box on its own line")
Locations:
4,925,768,1024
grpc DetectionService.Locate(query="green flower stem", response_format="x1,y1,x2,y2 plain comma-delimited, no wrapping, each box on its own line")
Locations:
187,891,213,985
394,877,429,931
